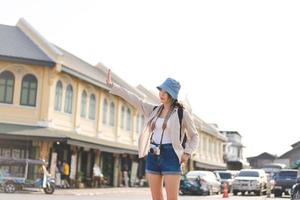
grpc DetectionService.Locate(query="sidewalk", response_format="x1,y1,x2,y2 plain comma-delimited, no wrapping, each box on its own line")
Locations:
54,187,150,196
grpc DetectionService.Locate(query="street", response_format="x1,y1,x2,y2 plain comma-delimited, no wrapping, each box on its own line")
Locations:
0,188,291,200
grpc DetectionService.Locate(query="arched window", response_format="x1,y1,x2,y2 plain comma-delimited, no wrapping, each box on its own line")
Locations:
64,84,73,114
80,91,87,118
136,114,140,133
121,106,125,129
102,99,108,124
140,115,145,133
0,71,14,104
20,74,37,106
54,81,62,111
126,108,131,131
89,94,96,120
109,102,115,126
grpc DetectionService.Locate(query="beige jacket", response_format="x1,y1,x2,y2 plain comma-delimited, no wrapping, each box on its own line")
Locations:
110,84,199,162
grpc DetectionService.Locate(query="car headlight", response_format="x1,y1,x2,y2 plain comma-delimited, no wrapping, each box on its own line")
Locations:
250,180,259,185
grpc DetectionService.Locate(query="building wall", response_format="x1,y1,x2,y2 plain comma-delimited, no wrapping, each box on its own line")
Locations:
195,131,226,168
280,148,300,168
0,61,46,125
0,61,141,148
0,60,226,170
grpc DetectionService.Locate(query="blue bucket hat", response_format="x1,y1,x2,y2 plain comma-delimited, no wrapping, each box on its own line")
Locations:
157,78,181,100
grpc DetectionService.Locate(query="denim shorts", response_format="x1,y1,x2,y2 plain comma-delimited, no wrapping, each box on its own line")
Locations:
146,143,182,175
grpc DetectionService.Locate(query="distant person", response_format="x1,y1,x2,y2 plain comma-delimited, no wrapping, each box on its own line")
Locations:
61,160,70,188
106,69,199,200
121,154,130,187
93,163,104,187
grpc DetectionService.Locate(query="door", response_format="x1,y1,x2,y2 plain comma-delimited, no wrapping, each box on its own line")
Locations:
101,152,114,186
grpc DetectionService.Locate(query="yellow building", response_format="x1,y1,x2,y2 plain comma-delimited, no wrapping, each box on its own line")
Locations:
0,18,227,188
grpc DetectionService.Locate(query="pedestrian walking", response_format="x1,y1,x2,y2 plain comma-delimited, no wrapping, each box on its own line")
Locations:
106,69,199,200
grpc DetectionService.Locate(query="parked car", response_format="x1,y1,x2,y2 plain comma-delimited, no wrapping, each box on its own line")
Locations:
0,158,55,194
232,169,267,196
214,171,234,193
273,169,298,197
262,163,286,192
180,170,221,195
227,170,240,179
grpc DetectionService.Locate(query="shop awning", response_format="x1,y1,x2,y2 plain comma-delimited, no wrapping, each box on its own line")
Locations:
0,123,138,155
194,161,227,170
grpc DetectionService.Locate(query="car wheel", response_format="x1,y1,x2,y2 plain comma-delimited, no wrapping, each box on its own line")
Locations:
292,190,300,200
4,182,16,193
255,190,262,196
179,189,186,195
274,190,282,197
241,191,245,195
233,190,238,195
207,186,213,196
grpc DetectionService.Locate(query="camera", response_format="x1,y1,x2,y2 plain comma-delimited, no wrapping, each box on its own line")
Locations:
149,144,160,155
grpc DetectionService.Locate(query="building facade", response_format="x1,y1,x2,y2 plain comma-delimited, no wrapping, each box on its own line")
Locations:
278,141,300,168
221,131,248,170
0,18,228,188
247,152,277,169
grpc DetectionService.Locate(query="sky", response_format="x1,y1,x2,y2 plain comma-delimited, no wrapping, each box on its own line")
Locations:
1,0,300,159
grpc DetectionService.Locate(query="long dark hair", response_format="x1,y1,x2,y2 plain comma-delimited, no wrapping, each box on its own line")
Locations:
172,99,184,109
165,93,184,109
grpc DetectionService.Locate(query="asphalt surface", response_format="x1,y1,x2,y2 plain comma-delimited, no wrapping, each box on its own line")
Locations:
0,187,291,200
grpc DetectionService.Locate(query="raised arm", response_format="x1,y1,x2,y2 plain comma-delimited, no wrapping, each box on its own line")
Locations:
106,69,155,118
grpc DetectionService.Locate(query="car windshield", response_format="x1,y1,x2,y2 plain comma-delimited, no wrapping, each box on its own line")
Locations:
238,171,259,177
278,171,298,178
186,171,206,179
219,172,232,179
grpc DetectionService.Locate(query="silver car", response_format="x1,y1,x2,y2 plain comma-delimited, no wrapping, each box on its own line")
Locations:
232,169,267,196
180,170,221,195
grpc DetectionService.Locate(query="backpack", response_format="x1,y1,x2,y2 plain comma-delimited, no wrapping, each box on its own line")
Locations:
152,106,187,148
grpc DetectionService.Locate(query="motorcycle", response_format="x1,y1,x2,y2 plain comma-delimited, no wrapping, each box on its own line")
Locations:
0,158,55,194
291,176,300,200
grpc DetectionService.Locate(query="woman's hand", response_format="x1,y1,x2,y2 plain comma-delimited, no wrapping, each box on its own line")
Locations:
106,69,113,87
181,153,191,164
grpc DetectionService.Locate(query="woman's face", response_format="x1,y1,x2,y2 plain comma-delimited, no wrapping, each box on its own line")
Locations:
159,89,172,104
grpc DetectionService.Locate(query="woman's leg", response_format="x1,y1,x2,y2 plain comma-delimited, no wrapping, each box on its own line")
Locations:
147,173,164,200
164,175,181,200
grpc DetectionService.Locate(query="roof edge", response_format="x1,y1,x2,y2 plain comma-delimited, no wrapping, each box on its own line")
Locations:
16,18,63,62
0,55,55,67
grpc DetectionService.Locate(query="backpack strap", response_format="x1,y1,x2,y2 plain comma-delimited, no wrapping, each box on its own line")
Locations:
152,106,158,111
177,107,187,148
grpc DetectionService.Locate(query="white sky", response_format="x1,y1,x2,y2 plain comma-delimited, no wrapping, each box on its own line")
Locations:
1,0,300,158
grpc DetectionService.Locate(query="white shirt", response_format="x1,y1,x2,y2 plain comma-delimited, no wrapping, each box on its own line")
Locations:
152,117,172,144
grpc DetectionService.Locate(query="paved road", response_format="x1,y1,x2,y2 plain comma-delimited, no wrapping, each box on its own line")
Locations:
0,188,291,200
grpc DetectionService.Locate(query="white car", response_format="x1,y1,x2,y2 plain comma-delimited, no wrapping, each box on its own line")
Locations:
232,169,267,196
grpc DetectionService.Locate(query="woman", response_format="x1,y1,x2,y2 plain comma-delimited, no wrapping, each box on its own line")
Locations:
106,69,199,200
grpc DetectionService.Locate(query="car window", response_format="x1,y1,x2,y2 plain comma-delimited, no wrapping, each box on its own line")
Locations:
238,171,259,177
219,172,232,179
278,171,298,178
